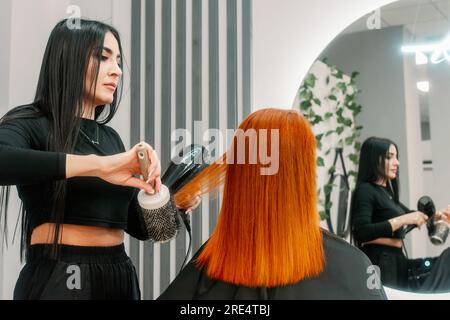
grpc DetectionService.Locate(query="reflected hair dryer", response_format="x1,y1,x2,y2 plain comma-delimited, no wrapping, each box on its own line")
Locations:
403,196,449,245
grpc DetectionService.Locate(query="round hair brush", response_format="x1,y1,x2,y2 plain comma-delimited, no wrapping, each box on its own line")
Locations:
136,143,181,243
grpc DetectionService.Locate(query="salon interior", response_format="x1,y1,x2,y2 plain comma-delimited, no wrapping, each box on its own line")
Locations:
1,0,450,300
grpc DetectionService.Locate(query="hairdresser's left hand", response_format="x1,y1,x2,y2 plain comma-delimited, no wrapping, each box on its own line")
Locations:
177,195,201,214
435,206,450,223
96,142,161,194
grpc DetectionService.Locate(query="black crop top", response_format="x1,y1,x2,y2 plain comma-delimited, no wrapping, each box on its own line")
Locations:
0,108,147,240
351,182,412,243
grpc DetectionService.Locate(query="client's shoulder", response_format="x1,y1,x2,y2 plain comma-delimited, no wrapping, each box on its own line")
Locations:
322,229,372,266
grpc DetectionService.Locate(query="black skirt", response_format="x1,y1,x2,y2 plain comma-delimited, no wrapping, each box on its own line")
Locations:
13,243,141,300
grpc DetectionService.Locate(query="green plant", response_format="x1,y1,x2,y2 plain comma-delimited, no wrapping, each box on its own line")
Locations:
297,60,363,220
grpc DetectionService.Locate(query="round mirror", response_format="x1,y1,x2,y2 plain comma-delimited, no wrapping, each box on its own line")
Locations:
295,0,450,296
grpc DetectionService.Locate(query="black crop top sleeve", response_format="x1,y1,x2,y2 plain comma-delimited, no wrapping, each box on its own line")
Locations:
352,183,401,243
0,118,66,186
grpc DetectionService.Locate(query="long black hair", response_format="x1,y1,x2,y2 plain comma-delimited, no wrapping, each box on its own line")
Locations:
349,137,400,246
0,19,124,260
356,137,400,201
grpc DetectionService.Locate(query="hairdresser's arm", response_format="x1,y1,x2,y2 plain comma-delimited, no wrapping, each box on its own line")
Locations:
0,117,67,185
0,119,160,192
66,143,160,193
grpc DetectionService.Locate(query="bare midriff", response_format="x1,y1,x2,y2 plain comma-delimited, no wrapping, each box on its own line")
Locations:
31,223,124,247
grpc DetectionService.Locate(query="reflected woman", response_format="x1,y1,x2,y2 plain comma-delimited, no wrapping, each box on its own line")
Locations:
351,137,450,291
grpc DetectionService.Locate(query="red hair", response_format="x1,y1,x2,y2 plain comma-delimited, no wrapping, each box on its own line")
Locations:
174,108,324,288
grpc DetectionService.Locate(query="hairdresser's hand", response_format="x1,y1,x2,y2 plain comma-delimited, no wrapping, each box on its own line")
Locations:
96,142,161,194
175,194,201,214
185,195,201,214
435,206,450,224
401,211,428,229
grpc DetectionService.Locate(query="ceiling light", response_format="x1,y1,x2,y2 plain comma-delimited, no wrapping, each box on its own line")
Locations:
415,51,428,65
402,35,450,64
417,81,430,93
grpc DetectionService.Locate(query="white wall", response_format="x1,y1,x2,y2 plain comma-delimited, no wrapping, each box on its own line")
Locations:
427,62,450,256
402,40,431,258
2,0,70,300
0,0,13,299
0,0,12,115
252,0,396,110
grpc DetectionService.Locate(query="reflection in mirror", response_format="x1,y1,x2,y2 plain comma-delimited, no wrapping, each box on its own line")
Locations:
295,0,450,295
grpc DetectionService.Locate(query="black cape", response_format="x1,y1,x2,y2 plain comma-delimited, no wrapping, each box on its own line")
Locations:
158,231,387,300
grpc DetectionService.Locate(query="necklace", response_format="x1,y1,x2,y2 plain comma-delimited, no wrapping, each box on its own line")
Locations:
79,125,99,145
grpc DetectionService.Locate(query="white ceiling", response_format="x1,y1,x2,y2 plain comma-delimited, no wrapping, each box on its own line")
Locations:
344,0,450,39
341,0,450,124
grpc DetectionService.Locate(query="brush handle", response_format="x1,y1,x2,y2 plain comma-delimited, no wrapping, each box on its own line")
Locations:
137,143,154,192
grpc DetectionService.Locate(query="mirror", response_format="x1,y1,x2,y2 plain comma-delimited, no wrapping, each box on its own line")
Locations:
295,0,450,295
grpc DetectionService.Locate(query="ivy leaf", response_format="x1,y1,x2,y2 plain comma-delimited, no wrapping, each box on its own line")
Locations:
324,112,333,120
328,95,337,101
325,201,333,210
328,165,336,175
317,157,325,167
344,94,355,105
349,154,359,165
351,71,360,79
319,211,328,220
345,136,354,146
313,98,322,106
343,118,353,127
348,170,358,177
353,105,362,117
316,133,324,142
317,140,323,150
300,90,313,101
300,83,308,92
355,142,362,151
324,184,333,196
337,82,347,94
333,69,343,79
336,127,344,135
336,108,344,117
300,100,312,111
312,115,323,125
325,130,335,137
304,74,317,88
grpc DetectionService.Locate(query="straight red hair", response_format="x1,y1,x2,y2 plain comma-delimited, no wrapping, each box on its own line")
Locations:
174,108,324,288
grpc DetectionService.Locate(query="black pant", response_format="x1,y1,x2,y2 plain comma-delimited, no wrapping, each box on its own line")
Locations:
361,243,442,291
14,243,141,300
361,244,410,290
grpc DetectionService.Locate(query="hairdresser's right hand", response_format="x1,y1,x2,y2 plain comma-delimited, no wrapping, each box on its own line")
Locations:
401,211,428,229
66,142,161,194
